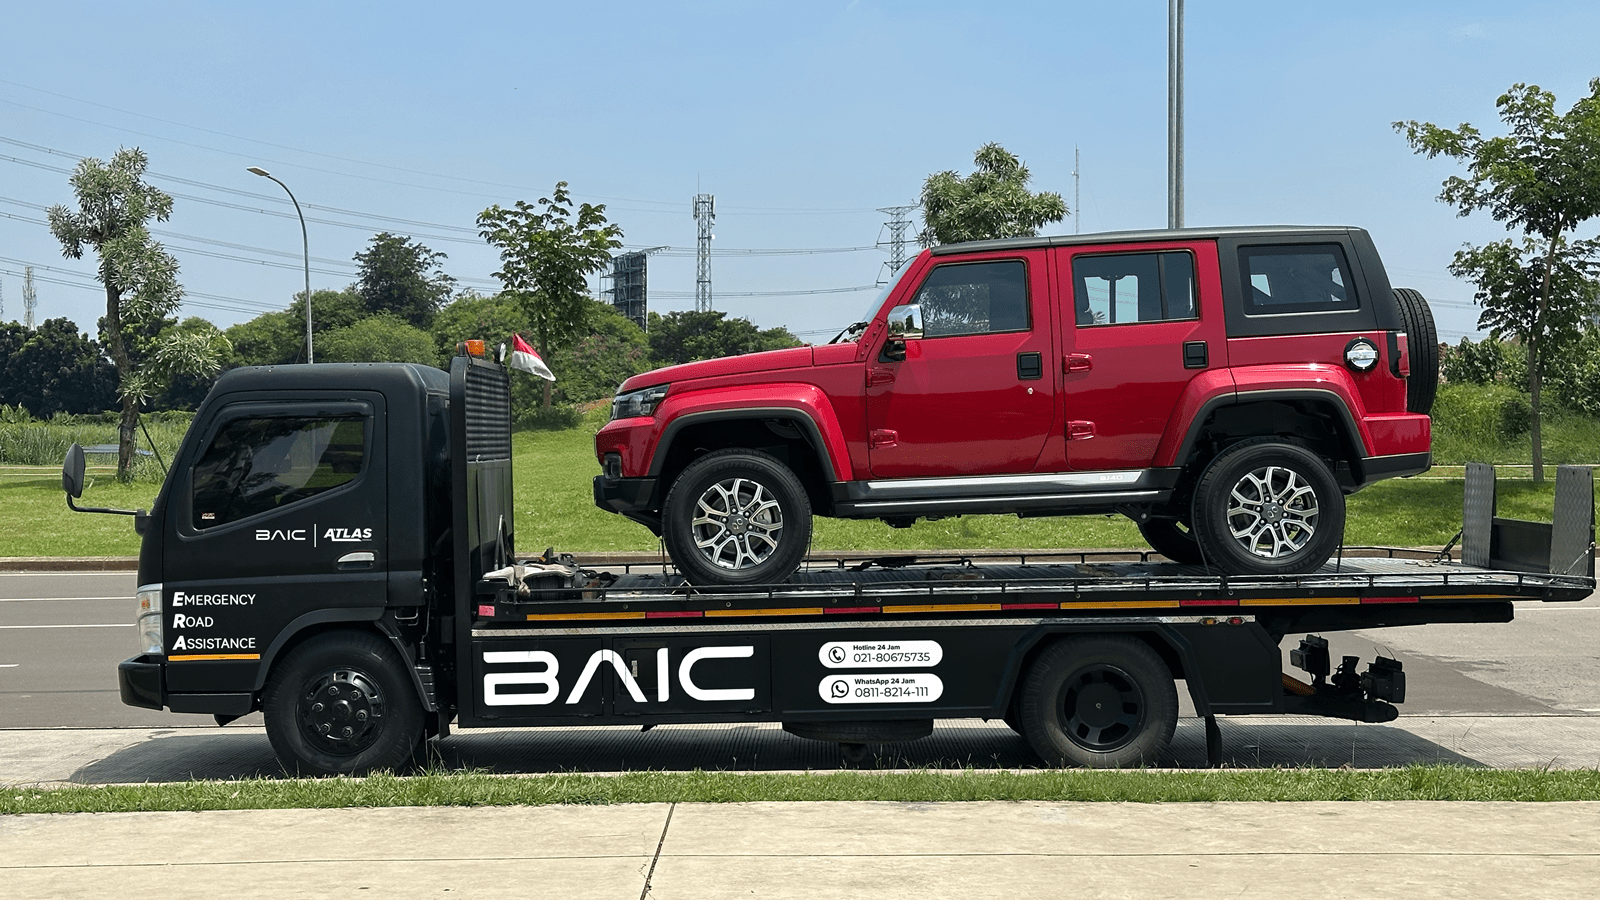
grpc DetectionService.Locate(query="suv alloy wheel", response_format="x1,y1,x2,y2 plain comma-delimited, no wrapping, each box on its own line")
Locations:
1190,439,1346,575
662,449,812,585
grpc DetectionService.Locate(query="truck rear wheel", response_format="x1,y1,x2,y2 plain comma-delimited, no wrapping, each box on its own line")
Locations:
1191,440,1344,575
663,449,811,586
1019,636,1177,768
262,630,423,777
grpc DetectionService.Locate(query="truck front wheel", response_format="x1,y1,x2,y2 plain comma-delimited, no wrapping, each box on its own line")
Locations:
262,630,424,777
663,449,812,586
1019,636,1177,768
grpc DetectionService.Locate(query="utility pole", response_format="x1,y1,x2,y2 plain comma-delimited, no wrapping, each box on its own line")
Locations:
22,266,37,330
1168,0,1185,229
1073,146,1081,234
693,193,715,312
876,205,917,283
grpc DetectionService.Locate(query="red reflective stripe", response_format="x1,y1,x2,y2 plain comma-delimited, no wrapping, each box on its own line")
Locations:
644,610,703,618
1002,603,1058,610
1179,599,1236,607
1362,596,1419,604
825,606,881,615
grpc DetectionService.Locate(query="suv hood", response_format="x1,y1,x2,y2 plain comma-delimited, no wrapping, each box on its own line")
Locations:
617,345,815,392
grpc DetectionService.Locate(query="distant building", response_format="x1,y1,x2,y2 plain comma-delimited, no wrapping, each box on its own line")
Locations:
603,251,649,330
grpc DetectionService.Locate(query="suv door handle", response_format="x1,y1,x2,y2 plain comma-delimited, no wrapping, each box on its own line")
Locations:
867,367,895,387
1063,353,1093,373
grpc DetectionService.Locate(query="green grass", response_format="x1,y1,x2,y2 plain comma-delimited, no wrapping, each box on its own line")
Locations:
4,767,1599,813
4,397,1596,558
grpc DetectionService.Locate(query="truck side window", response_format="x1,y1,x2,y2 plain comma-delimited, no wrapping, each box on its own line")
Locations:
1072,252,1196,325
913,260,1029,338
191,416,367,530
1239,244,1358,315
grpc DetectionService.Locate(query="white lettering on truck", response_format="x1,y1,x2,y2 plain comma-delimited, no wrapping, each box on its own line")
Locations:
171,635,257,651
172,591,256,607
481,646,754,707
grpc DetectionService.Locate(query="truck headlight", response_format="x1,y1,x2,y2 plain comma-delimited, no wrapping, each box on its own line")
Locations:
136,584,164,656
611,384,670,420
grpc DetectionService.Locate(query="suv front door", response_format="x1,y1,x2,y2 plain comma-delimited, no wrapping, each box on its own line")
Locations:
865,251,1056,478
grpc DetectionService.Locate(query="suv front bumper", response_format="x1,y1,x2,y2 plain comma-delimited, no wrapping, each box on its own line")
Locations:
593,475,662,532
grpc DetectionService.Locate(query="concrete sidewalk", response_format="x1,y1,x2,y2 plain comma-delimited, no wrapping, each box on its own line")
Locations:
3,800,1598,899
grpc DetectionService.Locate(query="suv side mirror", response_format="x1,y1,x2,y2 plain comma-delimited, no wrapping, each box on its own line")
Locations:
62,442,86,499
886,303,924,340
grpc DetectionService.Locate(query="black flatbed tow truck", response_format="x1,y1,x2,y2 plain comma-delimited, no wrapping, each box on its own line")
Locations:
67,356,1595,775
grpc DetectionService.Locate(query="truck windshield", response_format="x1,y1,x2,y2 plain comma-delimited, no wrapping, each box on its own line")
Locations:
827,262,916,344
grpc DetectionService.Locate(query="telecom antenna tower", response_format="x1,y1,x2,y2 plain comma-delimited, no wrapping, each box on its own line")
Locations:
876,205,917,283
1073,146,1081,234
693,194,715,312
22,266,37,330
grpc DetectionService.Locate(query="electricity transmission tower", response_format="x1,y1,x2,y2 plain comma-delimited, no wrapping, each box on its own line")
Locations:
876,205,917,284
692,194,715,312
22,266,37,330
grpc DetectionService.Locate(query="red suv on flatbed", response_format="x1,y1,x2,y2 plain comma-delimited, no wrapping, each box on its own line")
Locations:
595,226,1437,585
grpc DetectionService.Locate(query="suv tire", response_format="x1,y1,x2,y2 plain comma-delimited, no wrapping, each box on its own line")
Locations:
1394,288,1439,415
663,449,811,585
1138,519,1203,565
1191,439,1345,575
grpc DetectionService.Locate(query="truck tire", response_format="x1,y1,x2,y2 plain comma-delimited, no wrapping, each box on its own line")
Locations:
1137,519,1203,564
1394,288,1439,415
1190,439,1345,576
663,448,811,586
1019,636,1177,768
262,630,424,777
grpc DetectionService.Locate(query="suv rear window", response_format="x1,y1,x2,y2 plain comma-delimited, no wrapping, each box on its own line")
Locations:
912,260,1030,337
191,416,367,529
1072,252,1196,325
1239,244,1357,315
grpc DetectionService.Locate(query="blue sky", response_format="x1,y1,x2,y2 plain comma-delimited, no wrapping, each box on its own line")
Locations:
2,1,1597,345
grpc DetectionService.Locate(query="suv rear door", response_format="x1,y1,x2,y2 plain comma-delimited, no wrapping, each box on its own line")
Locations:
1054,240,1229,471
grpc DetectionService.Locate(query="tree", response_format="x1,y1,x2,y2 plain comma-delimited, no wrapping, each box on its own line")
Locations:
552,302,650,405
226,289,366,367
918,143,1068,247
353,233,456,328
0,318,118,416
316,313,441,366
46,148,224,478
1397,79,1600,481
646,310,802,367
477,182,623,409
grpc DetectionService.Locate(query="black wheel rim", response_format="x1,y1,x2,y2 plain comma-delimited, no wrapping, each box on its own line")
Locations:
1058,664,1146,752
296,666,386,756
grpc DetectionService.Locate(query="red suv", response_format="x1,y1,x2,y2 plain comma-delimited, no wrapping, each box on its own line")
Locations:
595,226,1436,585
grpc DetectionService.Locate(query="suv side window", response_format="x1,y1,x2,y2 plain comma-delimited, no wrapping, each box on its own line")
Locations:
1239,244,1357,315
913,260,1029,338
191,416,367,529
1072,252,1195,325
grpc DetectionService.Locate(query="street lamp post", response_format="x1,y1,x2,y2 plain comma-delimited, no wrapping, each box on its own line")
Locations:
247,166,313,363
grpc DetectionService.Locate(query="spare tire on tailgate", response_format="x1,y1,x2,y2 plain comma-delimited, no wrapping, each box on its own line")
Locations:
1393,287,1438,415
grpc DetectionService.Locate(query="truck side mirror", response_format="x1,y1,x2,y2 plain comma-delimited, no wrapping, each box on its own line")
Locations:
62,443,86,499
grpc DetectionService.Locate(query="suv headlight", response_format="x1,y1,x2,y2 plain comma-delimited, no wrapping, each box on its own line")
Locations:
136,584,163,656
611,384,670,420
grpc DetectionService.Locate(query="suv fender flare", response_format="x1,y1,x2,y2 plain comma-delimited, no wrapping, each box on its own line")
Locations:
1160,369,1373,469
649,386,851,482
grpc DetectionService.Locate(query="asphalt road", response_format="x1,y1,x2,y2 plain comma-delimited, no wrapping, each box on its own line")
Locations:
4,569,1596,732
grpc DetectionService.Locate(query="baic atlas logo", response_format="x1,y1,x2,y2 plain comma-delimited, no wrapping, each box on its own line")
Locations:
254,526,373,542
482,646,754,706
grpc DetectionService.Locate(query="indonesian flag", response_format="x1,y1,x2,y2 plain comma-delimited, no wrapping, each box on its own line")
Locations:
509,333,555,381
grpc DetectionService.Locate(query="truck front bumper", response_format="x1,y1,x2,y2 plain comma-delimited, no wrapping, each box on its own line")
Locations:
119,655,165,710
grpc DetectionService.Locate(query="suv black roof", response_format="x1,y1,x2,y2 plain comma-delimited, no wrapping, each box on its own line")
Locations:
929,225,1364,256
